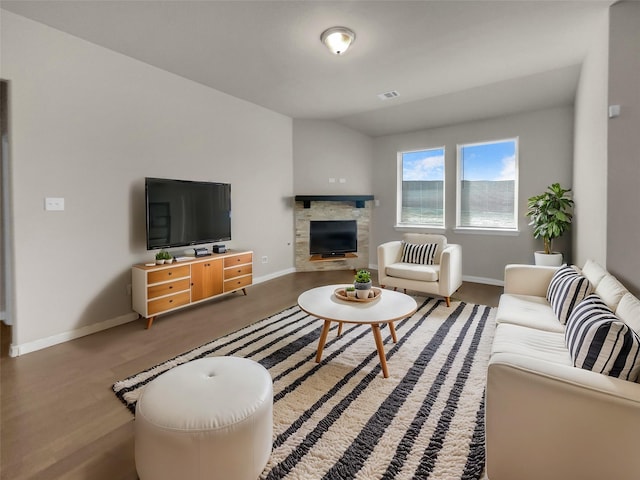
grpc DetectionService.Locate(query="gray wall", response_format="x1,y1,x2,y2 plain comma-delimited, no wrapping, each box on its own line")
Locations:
572,8,609,268
607,1,640,296
293,119,373,195
1,11,294,351
371,106,574,283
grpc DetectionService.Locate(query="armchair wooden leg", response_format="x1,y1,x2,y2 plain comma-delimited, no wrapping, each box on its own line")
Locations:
445,296,451,307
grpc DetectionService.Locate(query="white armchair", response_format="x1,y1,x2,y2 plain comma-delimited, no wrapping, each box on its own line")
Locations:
377,233,462,307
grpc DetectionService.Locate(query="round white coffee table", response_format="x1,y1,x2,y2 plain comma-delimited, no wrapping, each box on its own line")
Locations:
297,285,418,378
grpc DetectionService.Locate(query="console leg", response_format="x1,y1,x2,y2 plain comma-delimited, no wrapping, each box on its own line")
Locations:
146,316,155,329
445,296,451,307
242,288,247,295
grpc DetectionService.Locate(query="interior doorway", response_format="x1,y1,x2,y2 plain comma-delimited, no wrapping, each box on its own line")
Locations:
1,79,13,356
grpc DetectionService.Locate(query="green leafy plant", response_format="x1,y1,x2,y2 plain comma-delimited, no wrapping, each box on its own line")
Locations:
526,183,574,255
354,269,372,284
345,285,356,292
156,250,172,261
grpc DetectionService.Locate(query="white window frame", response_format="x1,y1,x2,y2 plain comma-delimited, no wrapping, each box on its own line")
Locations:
396,146,446,230
455,137,519,233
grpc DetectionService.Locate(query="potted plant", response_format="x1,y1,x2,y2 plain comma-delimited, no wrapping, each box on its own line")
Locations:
354,269,372,299
155,250,173,265
155,250,166,265
526,183,574,266
345,285,357,298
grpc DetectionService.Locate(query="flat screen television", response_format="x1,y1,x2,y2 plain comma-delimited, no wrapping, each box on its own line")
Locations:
309,220,357,257
145,177,231,250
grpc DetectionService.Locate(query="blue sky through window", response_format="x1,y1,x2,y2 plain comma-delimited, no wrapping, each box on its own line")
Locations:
460,140,516,181
402,148,445,181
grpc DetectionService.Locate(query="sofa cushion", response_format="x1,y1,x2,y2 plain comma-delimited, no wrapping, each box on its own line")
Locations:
565,294,640,382
616,293,640,336
492,323,571,365
400,241,437,265
496,294,564,333
547,265,594,324
385,262,439,282
582,259,608,288
595,274,628,312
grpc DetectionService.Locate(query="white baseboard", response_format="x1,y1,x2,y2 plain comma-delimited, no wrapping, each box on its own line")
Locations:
9,268,297,357
8,268,496,357
462,275,504,287
9,312,139,357
253,267,296,285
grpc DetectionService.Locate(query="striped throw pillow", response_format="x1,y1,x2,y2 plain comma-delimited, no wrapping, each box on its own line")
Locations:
547,265,594,324
565,294,640,381
400,242,438,265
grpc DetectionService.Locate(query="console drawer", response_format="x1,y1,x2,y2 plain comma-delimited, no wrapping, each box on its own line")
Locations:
147,278,191,300
224,264,253,280
224,275,252,292
223,253,252,268
147,265,190,285
148,291,191,315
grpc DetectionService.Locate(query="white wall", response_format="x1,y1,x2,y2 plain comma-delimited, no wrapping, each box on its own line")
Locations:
372,106,574,283
606,1,640,296
1,11,294,352
572,9,609,268
293,119,373,195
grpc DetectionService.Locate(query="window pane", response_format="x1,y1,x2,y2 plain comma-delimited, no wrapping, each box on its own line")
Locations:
458,139,517,229
400,147,445,226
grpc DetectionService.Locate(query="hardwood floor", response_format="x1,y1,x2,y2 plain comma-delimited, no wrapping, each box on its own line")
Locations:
0,271,502,480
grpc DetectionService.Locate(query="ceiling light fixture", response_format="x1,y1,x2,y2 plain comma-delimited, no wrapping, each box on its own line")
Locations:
320,26,356,55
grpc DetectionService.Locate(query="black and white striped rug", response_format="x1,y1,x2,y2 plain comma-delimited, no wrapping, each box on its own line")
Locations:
113,296,496,479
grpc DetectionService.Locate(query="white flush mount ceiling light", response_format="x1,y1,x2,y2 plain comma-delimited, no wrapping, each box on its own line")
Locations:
320,26,356,55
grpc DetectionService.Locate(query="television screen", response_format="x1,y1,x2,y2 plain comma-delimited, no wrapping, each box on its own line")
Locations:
145,177,231,250
309,220,357,257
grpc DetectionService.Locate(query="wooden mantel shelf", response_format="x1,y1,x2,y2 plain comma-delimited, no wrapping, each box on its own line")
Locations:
294,195,374,208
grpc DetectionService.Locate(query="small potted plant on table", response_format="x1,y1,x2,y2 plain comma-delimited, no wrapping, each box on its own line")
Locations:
345,285,356,298
354,269,372,299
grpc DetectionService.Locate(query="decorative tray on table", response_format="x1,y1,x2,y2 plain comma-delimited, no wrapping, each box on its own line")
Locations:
334,287,382,303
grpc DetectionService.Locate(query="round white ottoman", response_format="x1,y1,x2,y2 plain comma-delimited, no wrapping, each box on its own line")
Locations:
135,356,273,480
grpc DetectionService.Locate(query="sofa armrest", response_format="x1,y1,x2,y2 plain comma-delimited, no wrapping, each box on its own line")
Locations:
377,241,403,283
438,244,462,296
486,352,640,480
503,264,559,297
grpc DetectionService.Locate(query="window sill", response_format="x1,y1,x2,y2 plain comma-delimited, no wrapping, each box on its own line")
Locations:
453,227,520,236
394,224,446,233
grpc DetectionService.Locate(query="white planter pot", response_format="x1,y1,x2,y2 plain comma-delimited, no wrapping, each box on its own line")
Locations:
534,251,563,266
356,288,371,299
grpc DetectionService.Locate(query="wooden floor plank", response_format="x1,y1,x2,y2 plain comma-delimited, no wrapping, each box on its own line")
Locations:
0,271,501,480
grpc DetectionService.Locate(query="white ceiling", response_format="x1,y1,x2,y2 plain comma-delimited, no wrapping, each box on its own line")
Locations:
1,0,614,136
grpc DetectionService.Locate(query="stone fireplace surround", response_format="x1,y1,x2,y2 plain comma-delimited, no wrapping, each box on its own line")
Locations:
294,196,373,272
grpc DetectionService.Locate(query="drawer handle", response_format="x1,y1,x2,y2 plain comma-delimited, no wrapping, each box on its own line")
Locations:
237,269,241,273
169,286,173,289
169,300,173,303
168,272,172,276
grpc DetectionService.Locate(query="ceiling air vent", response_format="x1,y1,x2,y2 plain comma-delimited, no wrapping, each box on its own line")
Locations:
377,90,400,100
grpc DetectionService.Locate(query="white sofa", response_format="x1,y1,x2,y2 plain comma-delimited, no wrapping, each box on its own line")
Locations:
377,233,462,306
486,260,640,480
